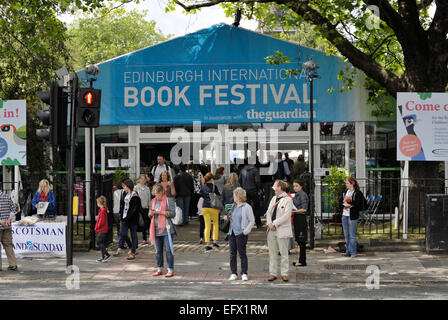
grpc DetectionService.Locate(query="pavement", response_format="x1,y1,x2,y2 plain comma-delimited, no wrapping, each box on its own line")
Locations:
1,218,447,300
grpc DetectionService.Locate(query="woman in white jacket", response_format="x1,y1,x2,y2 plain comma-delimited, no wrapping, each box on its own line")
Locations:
224,187,255,281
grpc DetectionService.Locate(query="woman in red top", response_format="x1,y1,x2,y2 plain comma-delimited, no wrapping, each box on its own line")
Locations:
95,196,111,262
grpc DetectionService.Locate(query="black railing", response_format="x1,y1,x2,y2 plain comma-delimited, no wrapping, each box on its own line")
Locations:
1,173,114,243
316,177,445,239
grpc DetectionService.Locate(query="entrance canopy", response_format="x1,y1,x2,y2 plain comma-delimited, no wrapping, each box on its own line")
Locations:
85,24,377,126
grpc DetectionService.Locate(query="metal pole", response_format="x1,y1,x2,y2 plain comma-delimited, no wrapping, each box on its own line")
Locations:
309,78,315,249
89,128,96,250
66,74,78,267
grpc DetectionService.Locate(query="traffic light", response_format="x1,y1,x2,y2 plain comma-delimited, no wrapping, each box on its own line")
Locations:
77,87,101,128
36,81,68,146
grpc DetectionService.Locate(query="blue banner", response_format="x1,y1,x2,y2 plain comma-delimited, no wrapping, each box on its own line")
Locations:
84,24,373,126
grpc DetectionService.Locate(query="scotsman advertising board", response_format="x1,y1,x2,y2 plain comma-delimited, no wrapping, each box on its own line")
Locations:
85,24,380,126
397,92,448,161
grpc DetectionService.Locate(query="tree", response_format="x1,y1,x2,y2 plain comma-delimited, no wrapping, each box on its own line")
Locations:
67,8,170,70
171,0,448,225
0,1,147,174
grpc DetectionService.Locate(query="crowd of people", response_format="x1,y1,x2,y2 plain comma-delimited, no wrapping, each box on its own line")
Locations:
0,154,365,280
98,154,322,281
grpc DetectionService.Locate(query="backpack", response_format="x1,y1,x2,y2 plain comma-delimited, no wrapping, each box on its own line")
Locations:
274,160,285,180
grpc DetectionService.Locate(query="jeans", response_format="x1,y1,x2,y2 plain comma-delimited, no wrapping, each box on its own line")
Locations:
119,221,138,254
96,233,109,258
229,232,248,275
117,220,132,249
154,235,174,270
342,216,358,255
176,196,191,225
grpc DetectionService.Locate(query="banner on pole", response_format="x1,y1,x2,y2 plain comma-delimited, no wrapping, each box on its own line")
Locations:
0,100,26,166
397,92,448,161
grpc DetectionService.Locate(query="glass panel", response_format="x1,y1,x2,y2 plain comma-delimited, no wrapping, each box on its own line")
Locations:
365,121,399,169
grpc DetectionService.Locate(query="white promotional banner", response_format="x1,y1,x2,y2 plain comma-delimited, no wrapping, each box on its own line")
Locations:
397,92,448,161
0,100,27,166
1,222,66,258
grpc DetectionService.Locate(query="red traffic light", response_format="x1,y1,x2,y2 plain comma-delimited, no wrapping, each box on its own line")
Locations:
83,91,94,105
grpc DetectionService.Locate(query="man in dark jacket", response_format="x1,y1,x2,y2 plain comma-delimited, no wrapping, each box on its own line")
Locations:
173,163,194,226
239,159,263,228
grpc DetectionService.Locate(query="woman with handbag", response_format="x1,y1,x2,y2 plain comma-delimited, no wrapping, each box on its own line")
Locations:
150,183,177,278
31,179,56,218
223,187,255,281
200,172,222,251
120,179,142,261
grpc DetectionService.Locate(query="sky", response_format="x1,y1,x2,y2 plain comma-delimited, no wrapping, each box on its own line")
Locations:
59,0,259,37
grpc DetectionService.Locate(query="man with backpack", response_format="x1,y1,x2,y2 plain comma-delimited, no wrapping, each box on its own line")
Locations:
239,159,263,228
269,152,290,183
151,155,174,183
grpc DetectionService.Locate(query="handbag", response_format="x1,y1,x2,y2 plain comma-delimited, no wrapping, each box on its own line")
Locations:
209,182,224,210
172,205,183,225
219,203,234,233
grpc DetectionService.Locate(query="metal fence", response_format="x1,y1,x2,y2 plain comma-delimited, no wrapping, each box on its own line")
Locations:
0,172,114,244
316,177,446,239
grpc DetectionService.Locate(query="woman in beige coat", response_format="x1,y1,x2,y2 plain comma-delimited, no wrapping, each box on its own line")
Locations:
266,180,293,282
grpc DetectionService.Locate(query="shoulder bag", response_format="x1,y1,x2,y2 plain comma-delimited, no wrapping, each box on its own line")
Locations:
209,182,224,210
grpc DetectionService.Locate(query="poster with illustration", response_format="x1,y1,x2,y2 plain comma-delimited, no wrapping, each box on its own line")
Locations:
397,92,448,161
0,100,26,166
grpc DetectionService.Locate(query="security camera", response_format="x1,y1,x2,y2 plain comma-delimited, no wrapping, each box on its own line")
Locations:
303,59,319,72
85,64,100,76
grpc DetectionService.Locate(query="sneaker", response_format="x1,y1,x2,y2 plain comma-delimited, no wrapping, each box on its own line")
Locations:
205,246,212,251
199,239,203,244
7,266,17,271
142,240,148,245
241,274,249,281
96,258,104,263
228,274,238,281
212,242,220,248
102,254,111,262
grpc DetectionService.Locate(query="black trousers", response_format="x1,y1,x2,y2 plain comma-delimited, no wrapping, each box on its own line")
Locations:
141,208,151,241
229,232,248,275
246,189,262,227
199,215,205,240
293,214,308,264
190,193,201,217
96,233,109,258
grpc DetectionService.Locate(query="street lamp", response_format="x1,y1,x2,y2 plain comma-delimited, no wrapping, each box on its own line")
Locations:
303,58,319,250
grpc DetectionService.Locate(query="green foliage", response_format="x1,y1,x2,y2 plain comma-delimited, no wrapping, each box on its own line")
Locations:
67,7,170,70
171,0,448,115
113,169,129,187
322,166,350,213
